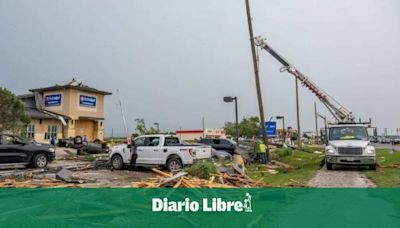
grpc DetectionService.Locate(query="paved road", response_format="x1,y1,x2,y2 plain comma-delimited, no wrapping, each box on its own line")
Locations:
307,165,376,188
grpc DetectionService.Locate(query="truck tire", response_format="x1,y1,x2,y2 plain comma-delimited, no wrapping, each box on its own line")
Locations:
32,153,49,168
167,157,182,172
369,164,377,170
326,162,333,170
111,155,124,170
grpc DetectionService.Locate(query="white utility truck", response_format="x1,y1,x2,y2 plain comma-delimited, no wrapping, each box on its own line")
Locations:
325,124,376,170
254,36,376,170
109,135,212,172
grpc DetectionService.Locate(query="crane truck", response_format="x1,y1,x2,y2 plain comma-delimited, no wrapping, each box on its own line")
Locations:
254,36,377,170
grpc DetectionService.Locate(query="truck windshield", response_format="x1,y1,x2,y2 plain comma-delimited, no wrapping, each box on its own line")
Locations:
329,126,368,141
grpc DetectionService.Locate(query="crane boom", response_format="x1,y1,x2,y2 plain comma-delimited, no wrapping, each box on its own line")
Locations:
254,36,355,123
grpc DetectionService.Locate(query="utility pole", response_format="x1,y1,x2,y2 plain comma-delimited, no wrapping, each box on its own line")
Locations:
245,0,269,157
202,117,205,138
317,113,328,143
314,102,319,144
154,123,160,133
295,78,301,147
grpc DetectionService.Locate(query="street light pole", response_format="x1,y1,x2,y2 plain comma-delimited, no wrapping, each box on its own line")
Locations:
234,97,239,146
224,96,239,146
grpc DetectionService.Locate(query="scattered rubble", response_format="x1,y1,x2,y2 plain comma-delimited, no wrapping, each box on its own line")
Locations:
128,167,271,188
380,163,400,169
0,178,80,188
265,160,293,169
56,168,73,182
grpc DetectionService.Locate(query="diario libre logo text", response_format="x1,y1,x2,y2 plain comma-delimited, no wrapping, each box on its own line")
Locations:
152,193,252,213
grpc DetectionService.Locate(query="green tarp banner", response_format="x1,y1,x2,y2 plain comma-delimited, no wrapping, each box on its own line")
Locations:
1,188,399,227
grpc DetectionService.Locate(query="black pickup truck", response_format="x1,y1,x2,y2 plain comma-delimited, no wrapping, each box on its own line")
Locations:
198,138,237,154
0,133,55,168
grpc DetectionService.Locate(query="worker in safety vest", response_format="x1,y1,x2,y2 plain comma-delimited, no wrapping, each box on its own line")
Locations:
255,140,268,164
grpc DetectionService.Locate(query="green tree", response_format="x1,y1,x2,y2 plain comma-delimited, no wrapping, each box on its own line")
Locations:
134,118,147,135
134,118,159,135
239,116,260,137
0,88,30,132
223,121,236,136
224,116,260,138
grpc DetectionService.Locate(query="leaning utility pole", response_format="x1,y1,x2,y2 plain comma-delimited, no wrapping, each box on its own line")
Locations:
245,0,269,157
295,78,301,147
202,117,205,138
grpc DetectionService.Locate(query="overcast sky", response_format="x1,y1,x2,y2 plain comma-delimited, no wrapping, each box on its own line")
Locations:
1,0,399,136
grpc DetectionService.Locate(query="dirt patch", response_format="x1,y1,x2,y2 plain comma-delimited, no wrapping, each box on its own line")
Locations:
72,169,156,187
307,165,376,188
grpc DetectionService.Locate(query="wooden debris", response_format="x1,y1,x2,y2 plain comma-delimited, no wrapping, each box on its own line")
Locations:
266,160,292,169
129,168,272,188
157,172,188,187
232,163,245,176
151,168,172,177
0,178,79,188
380,163,400,169
173,180,182,188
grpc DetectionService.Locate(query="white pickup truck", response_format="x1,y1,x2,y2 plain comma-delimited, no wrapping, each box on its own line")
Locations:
109,135,212,172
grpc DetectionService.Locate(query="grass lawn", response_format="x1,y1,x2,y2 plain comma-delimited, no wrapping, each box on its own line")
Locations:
364,148,400,187
246,149,323,187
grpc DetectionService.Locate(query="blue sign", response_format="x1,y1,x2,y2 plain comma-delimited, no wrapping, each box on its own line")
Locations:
79,95,96,108
259,121,277,137
45,94,62,106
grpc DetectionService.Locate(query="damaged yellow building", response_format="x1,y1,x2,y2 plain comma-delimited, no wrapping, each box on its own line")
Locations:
19,79,111,143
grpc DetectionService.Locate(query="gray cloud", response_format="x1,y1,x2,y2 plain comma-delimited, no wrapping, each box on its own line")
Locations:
1,0,399,136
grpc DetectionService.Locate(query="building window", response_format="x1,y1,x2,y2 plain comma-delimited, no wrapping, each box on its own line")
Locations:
21,124,35,140
26,124,35,139
45,125,57,140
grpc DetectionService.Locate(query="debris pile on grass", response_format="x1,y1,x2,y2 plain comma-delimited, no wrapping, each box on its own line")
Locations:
184,160,217,179
130,155,272,189
128,168,271,188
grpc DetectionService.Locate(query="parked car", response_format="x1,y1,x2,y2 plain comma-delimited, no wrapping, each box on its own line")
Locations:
379,137,391,144
198,138,237,154
0,133,55,168
369,136,378,143
211,149,233,160
109,135,212,172
390,137,400,145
